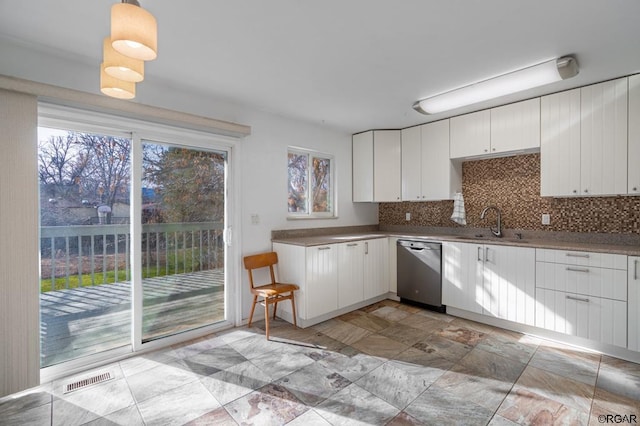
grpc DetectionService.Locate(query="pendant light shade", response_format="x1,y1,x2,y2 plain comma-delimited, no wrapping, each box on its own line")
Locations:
100,63,136,99
111,2,157,61
103,37,144,82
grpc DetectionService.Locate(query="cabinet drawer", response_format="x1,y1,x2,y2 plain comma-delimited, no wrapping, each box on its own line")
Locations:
535,288,627,348
536,248,627,270
535,261,627,301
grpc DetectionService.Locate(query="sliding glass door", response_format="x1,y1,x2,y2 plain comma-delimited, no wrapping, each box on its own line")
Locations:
140,141,228,341
38,127,133,367
38,112,233,369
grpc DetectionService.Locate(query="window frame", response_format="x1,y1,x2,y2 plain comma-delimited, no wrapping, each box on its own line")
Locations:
287,147,337,219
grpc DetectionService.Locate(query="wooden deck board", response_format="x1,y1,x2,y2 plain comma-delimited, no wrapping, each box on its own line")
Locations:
40,269,225,367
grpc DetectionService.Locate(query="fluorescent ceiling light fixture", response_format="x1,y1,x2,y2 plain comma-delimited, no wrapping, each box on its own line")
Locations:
111,0,158,61
103,37,144,82
413,56,578,115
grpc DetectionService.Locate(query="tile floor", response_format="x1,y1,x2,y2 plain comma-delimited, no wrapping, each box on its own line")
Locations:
1,300,639,425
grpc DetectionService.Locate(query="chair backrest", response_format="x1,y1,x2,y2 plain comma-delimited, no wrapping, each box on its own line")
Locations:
243,252,278,289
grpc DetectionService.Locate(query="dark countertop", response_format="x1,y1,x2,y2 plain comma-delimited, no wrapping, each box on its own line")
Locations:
272,231,640,256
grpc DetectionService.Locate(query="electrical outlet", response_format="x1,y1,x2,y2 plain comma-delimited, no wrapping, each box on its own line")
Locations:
541,213,550,225
405,212,411,221
251,214,260,225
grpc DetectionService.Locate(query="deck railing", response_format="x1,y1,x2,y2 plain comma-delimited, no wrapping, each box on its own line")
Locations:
40,222,224,292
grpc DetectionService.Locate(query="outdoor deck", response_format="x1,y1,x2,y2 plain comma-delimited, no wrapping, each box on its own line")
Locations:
40,269,225,367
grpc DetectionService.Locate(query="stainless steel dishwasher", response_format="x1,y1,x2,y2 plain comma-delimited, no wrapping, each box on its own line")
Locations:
396,240,444,312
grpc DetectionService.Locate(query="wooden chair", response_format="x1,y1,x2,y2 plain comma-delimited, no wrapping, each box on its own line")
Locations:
243,251,299,340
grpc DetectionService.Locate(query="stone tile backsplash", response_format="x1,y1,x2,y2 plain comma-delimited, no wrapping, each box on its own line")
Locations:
379,154,640,234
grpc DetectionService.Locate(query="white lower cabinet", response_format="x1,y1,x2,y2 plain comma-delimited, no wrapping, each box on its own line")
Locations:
535,289,627,347
273,238,388,326
443,242,484,314
534,249,628,348
443,242,536,325
629,256,640,351
363,238,389,299
338,242,364,309
305,245,339,319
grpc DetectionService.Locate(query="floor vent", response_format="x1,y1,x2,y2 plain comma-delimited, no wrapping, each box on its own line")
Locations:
64,371,113,394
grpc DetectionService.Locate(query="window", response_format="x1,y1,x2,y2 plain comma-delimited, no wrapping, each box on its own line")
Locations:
287,148,335,218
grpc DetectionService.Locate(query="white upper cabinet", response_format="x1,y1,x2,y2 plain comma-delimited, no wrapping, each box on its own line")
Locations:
401,126,422,201
540,88,582,197
450,99,541,159
580,77,628,196
353,130,401,202
352,131,374,202
490,98,541,153
450,110,491,158
402,120,460,201
629,74,640,194
541,77,630,197
421,120,461,200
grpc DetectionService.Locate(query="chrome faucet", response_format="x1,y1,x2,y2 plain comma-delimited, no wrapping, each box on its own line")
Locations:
480,205,502,238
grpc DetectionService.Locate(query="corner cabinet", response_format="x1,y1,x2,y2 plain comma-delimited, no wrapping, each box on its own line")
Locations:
273,238,389,327
442,241,536,325
352,130,401,202
541,77,629,197
401,120,461,201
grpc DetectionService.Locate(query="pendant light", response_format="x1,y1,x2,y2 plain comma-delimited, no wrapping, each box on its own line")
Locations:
100,63,136,99
103,37,144,82
111,0,157,61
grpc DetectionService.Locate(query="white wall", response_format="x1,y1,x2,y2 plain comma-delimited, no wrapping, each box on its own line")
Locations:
0,36,378,322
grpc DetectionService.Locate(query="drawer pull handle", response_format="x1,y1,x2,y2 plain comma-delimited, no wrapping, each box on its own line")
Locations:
365,242,369,255
566,267,589,273
477,246,483,262
346,243,358,247
318,246,331,250
566,253,589,258
566,295,590,303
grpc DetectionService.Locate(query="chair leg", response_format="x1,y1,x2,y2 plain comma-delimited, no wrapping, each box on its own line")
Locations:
264,299,270,340
290,292,298,328
273,301,278,320
248,295,258,327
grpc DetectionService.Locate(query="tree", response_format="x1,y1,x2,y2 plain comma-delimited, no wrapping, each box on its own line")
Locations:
38,130,131,225
143,145,226,223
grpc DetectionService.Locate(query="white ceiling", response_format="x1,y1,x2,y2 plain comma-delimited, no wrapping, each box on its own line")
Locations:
1,1,639,133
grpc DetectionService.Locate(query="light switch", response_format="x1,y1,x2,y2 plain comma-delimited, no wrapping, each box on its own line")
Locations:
541,213,550,225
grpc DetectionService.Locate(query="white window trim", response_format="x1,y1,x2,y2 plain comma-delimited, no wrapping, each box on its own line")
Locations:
287,146,337,219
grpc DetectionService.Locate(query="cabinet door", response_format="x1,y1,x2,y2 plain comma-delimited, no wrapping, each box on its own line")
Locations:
401,126,422,201
580,78,628,196
629,256,640,351
363,238,389,299
540,89,581,196
421,120,459,200
629,75,640,195
352,131,374,202
490,98,540,154
374,130,401,202
483,245,536,326
305,245,338,318
337,242,364,309
442,242,483,313
450,110,491,159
